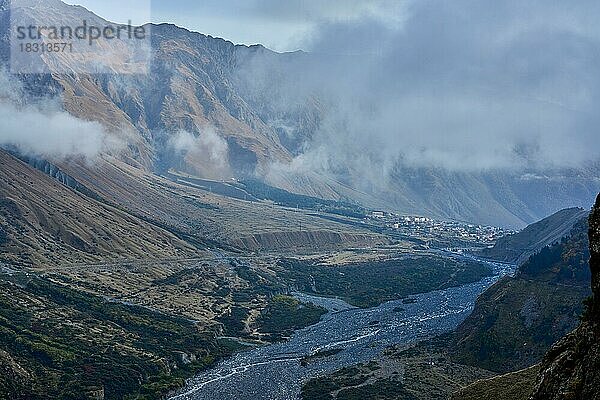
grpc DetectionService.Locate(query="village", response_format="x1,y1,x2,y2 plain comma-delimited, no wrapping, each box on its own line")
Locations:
366,210,512,247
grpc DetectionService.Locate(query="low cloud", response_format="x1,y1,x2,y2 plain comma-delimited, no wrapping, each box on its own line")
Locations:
168,129,231,179
236,0,600,182
0,70,122,160
0,102,122,160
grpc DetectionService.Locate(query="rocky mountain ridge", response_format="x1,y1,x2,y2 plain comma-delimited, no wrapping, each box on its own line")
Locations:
1,0,598,228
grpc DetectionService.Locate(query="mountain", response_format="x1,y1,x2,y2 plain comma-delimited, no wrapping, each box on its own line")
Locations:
529,194,600,400
305,165,599,229
449,215,591,372
229,43,600,229
1,0,387,261
478,207,590,265
0,149,199,266
2,0,293,172
299,206,595,400
1,0,598,228
452,196,600,400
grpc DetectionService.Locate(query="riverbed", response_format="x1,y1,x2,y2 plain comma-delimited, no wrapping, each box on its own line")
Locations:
169,256,514,400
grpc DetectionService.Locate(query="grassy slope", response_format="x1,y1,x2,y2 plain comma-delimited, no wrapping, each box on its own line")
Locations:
0,273,228,400
451,365,540,400
479,207,588,264
449,278,588,372
450,218,591,373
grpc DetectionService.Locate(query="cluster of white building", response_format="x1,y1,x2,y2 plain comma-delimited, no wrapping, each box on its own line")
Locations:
367,211,511,244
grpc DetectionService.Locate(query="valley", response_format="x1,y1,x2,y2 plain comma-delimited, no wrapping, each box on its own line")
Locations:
1,139,591,400
168,255,514,400
298,203,595,400
1,2,599,400
0,239,503,399
0,147,509,399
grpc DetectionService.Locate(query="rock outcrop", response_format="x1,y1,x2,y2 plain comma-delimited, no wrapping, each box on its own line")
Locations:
530,194,600,400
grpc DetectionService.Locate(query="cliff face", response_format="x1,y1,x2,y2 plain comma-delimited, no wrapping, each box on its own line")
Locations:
530,194,600,400
591,195,600,311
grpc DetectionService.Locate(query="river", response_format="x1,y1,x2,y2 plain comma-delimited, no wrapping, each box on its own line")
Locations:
169,255,514,400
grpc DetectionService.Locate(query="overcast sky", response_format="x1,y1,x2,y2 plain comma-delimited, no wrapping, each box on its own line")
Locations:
61,0,600,174
64,0,409,51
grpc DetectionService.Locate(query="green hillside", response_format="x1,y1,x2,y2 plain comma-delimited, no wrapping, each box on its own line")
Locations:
449,217,591,372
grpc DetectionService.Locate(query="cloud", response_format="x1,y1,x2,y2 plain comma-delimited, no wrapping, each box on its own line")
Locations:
0,70,122,160
0,101,122,159
237,0,600,182
168,129,231,179
144,0,410,51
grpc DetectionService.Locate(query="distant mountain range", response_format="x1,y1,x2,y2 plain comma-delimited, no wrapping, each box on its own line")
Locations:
1,0,598,228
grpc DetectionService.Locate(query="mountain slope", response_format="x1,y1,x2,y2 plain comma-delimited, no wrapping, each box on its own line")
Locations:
1,0,598,228
449,216,591,372
478,207,589,265
529,194,600,400
0,150,199,267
